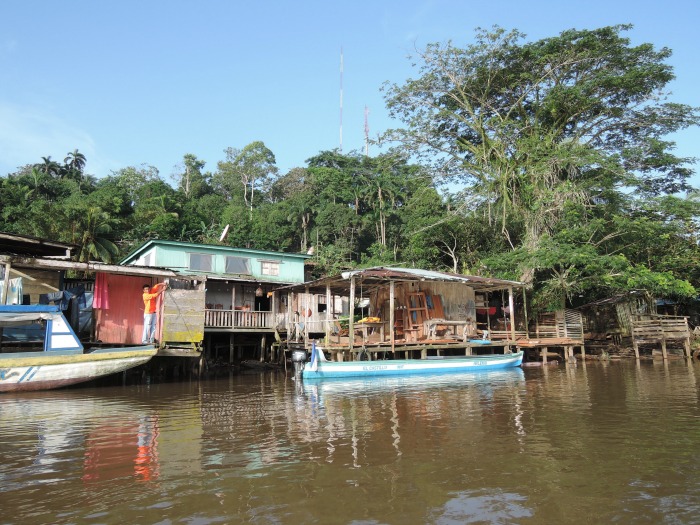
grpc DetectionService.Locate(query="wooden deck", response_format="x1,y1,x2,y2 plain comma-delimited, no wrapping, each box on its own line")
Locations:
317,338,518,361
516,337,586,363
291,308,589,364
631,315,691,359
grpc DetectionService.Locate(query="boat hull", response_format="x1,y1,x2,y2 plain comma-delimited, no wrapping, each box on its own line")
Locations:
302,351,524,380
0,347,158,393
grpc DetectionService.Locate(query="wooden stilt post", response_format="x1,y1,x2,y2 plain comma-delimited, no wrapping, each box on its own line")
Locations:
271,290,277,328
325,283,332,344
389,280,395,353
661,336,668,360
349,275,356,352
304,285,310,345
231,284,237,324
289,291,296,341
1,262,11,305
229,333,234,364
508,286,516,341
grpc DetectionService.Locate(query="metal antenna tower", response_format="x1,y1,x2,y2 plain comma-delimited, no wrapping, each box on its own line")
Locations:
339,47,343,153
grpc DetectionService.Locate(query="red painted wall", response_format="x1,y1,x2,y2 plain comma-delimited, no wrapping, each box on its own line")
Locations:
95,274,162,345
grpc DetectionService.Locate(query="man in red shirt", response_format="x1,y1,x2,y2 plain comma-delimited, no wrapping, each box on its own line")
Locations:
142,282,168,344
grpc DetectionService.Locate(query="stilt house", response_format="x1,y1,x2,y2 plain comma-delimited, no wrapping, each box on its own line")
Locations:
282,267,529,360
120,240,311,361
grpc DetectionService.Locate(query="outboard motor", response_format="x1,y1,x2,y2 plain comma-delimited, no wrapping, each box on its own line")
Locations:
291,350,307,379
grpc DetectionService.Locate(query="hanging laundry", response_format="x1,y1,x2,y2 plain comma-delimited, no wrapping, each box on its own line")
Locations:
93,272,110,309
6,278,23,305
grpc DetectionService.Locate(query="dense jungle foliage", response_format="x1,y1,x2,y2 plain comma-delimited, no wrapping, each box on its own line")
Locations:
1,25,699,312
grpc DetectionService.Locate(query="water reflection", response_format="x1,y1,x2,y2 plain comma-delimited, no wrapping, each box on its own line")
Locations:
0,362,698,524
0,391,169,488
295,370,527,469
301,368,525,398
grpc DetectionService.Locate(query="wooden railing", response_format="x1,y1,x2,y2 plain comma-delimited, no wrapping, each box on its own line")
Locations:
204,309,285,330
533,309,584,341
631,314,691,358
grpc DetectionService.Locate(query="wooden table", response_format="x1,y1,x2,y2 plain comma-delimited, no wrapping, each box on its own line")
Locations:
425,318,473,341
355,321,385,342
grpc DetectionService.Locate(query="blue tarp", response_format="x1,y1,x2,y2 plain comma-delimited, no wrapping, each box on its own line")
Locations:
0,305,61,313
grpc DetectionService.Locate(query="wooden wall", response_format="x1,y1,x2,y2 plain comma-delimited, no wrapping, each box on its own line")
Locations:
372,281,477,322
7,268,62,304
161,287,205,345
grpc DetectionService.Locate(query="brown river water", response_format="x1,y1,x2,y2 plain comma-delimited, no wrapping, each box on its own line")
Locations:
1,359,699,525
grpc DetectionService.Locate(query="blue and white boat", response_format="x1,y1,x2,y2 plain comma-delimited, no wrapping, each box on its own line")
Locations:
0,305,157,393
300,343,523,380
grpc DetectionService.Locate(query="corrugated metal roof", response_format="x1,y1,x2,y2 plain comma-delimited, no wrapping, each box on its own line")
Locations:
342,267,523,286
278,266,523,294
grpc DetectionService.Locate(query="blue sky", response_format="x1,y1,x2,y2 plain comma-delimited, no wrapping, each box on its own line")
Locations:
1,0,699,185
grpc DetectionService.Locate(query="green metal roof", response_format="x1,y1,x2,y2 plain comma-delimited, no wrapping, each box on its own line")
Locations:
120,239,312,265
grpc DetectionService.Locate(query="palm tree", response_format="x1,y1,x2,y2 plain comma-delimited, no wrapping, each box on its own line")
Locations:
76,207,120,263
64,149,87,173
37,156,61,177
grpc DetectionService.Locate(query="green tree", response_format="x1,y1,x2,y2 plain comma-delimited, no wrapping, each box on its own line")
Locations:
72,206,120,263
174,153,210,200
64,149,87,173
383,25,699,256
382,24,700,305
214,142,278,219
37,156,61,177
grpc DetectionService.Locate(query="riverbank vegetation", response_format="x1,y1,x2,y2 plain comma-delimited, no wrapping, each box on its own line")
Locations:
1,25,698,312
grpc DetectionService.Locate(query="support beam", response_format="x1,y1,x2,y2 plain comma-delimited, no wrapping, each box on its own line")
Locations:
325,283,332,344
271,290,277,325
508,286,516,341
1,262,10,304
389,280,395,353
288,292,295,340
349,276,356,349
522,287,529,341
304,285,310,345
661,337,668,360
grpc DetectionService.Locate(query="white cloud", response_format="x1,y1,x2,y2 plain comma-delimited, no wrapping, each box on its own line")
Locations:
0,103,108,176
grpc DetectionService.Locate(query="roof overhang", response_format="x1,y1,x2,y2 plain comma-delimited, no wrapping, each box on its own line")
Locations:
0,232,76,259
278,266,524,295
0,255,184,279
205,274,301,286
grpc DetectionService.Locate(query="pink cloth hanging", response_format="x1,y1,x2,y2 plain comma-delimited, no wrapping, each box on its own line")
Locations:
93,272,110,309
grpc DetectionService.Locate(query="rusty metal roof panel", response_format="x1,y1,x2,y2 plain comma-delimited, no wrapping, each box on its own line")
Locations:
277,266,523,294
342,267,523,287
